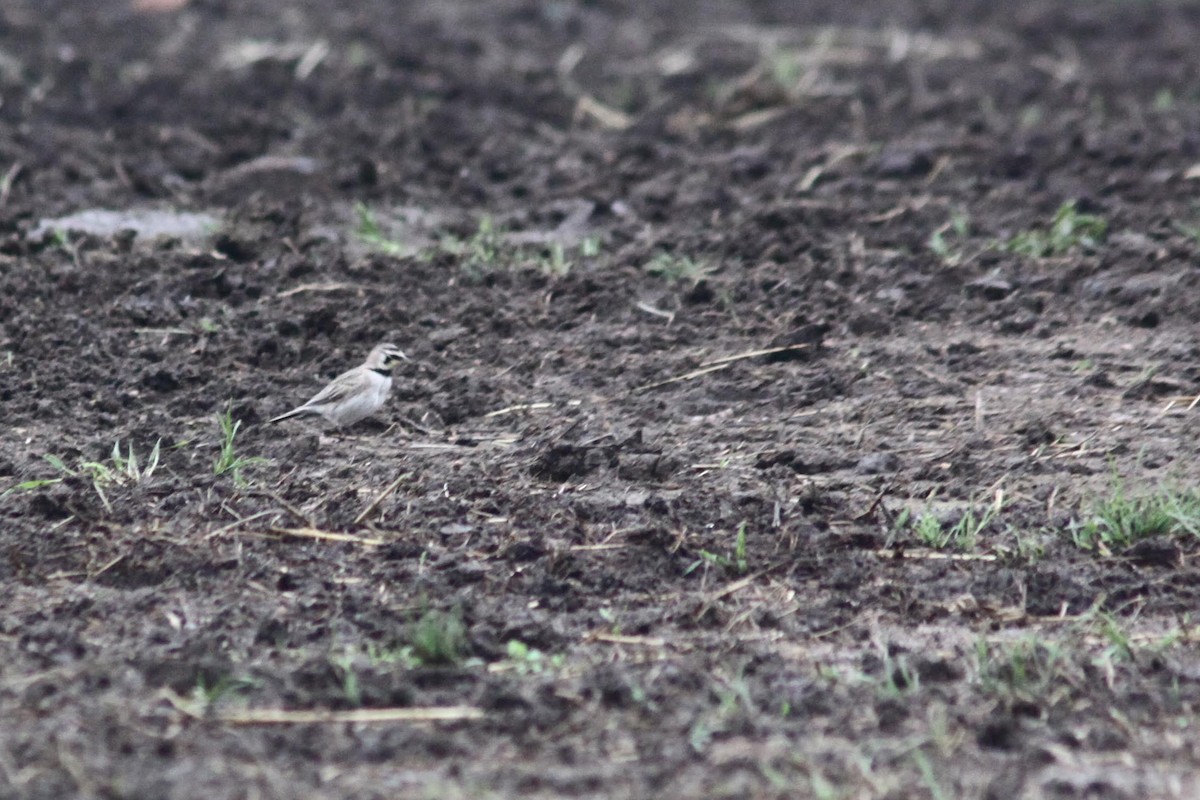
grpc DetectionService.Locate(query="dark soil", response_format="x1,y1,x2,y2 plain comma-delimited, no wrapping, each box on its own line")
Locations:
4,1,1200,797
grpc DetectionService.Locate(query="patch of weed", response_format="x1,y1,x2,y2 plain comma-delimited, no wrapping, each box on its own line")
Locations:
20,439,163,511
688,667,755,754
643,251,714,284
363,641,419,668
928,210,970,265
503,640,565,675
684,522,749,575
878,651,920,700
995,525,1047,563
108,439,161,483
1019,104,1043,129
808,769,844,800
1007,200,1107,258
911,749,950,800
410,607,467,666
1096,612,1135,663
433,215,504,279
899,497,1000,551
597,607,621,636
330,651,364,707
974,635,1069,700
213,404,265,486
1,477,61,496
354,202,406,257
1172,219,1200,244
431,217,600,281
191,674,258,710
534,242,573,278
765,46,807,95
1072,476,1200,552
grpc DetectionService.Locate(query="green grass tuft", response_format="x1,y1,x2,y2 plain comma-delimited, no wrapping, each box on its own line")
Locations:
928,211,970,265
643,251,714,284
898,497,999,551
431,217,600,281
1007,200,1107,258
213,404,265,486
9,439,163,510
410,607,468,666
1073,477,1200,551
504,640,565,675
684,521,750,575
354,202,406,256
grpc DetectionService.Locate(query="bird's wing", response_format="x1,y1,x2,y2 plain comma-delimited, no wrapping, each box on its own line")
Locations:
301,367,371,409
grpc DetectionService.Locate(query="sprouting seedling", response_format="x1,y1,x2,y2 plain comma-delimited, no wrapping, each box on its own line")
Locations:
905,494,1001,551
1007,201,1107,258
643,252,714,284
1072,475,1200,552
329,651,363,708
928,211,970,265
31,439,161,511
767,46,806,93
537,242,573,277
409,607,468,666
430,215,508,280
684,522,750,575
191,674,257,709
109,439,161,483
733,522,748,573
354,202,405,256
504,640,565,675
468,216,503,264
213,404,265,485
1172,220,1200,244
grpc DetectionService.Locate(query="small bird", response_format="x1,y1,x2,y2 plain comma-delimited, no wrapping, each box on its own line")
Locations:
270,343,408,427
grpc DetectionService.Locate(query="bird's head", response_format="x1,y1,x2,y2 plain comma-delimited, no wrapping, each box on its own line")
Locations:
367,343,409,370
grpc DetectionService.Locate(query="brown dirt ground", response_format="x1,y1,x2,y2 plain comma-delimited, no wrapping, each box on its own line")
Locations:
4,1,1200,798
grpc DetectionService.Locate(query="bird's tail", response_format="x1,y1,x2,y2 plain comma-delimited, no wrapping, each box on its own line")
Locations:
269,406,311,424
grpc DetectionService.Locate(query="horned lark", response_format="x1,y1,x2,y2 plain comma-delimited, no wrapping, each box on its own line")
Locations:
270,343,408,427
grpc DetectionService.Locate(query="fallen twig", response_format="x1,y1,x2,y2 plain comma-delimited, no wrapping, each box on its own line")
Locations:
270,527,385,547
217,706,483,725
1162,394,1200,414
587,633,668,647
0,162,21,207
701,343,810,366
353,473,411,525
484,402,554,419
574,95,631,130
633,363,732,393
634,344,811,393
204,509,281,540
567,543,633,552
250,490,318,528
276,282,370,299
871,549,998,562
634,301,675,322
